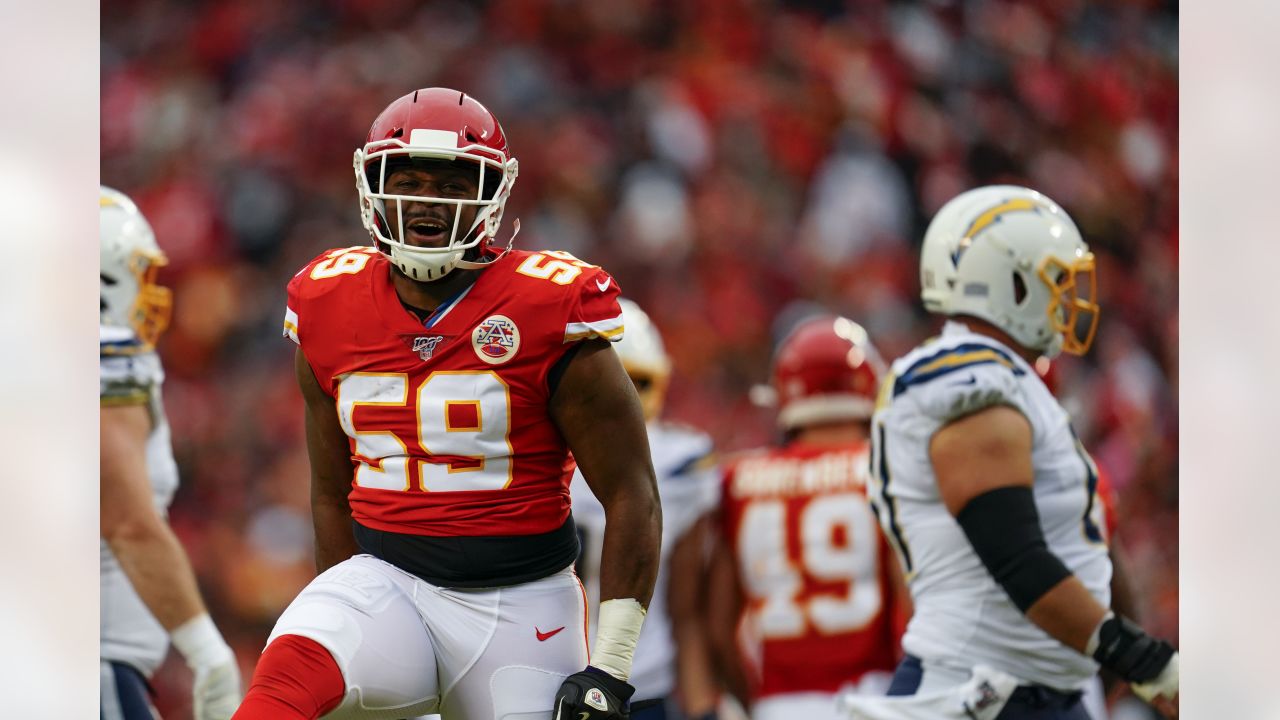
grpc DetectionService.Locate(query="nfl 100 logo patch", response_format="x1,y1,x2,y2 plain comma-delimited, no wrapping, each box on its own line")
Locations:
412,335,445,360
472,315,521,365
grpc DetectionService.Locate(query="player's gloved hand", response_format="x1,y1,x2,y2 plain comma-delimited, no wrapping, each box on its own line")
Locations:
554,666,635,720
1132,653,1178,717
192,655,244,720
171,614,243,720
1089,613,1177,715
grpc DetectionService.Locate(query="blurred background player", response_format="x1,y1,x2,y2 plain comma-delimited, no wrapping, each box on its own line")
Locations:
862,185,1177,719
571,298,721,720
100,186,243,720
707,315,908,720
233,89,661,720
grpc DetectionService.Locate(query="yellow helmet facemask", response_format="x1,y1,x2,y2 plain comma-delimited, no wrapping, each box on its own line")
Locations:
1038,252,1100,356
128,249,173,349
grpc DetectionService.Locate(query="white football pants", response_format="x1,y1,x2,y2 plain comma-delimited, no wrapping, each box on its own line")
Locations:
266,554,589,720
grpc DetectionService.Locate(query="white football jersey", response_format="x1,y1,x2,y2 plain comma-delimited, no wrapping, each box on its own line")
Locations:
570,421,719,700
100,325,180,676
868,321,1110,691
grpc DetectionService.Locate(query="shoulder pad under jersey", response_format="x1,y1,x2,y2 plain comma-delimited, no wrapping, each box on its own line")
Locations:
890,340,1030,423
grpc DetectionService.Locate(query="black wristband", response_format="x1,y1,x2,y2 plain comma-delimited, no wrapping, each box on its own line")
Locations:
955,486,1073,612
1092,615,1175,683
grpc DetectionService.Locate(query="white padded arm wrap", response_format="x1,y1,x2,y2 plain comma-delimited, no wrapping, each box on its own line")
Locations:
592,598,646,681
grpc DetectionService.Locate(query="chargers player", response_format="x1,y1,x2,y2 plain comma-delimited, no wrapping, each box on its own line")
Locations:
859,185,1178,719
570,298,721,720
100,187,243,719
708,316,906,720
233,89,661,720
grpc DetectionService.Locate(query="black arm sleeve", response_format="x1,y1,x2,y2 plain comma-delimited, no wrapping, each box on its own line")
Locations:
955,486,1073,612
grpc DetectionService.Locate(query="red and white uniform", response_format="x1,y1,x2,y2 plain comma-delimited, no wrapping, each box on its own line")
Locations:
272,246,622,719
720,441,899,720
287,245,621,538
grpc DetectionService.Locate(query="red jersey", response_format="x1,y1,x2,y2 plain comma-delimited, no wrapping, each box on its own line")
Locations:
284,246,623,540
720,441,899,698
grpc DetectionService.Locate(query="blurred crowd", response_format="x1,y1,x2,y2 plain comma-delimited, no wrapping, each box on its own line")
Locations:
101,0,1178,714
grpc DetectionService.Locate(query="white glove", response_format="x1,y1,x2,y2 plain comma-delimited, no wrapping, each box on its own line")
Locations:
1131,651,1178,704
192,655,243,720
172,614,243,720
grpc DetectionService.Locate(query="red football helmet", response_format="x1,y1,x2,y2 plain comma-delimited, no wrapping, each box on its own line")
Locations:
354,88,520,281
771,315,885,430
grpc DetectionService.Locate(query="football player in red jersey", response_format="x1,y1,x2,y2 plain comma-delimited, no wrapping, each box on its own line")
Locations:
706,316,908,720
233,89,661,720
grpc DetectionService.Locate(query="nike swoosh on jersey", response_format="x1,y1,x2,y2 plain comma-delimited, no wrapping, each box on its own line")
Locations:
952,374,978,386
536,625,566,641
595,277,611,292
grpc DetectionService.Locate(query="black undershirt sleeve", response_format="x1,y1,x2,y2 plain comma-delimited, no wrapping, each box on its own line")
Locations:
954,485,1074,612
547,341,584,397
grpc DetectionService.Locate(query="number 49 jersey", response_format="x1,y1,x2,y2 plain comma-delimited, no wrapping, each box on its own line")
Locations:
284,247,624,540
719,441,898,699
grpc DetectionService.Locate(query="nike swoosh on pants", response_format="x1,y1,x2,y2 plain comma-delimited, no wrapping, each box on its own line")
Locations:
536,626,566,641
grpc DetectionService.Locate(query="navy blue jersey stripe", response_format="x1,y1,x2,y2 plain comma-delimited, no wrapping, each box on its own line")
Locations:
893,342,1023,396
876,423,913,574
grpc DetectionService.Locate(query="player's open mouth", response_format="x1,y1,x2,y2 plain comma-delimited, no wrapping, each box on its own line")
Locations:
406,219,449,245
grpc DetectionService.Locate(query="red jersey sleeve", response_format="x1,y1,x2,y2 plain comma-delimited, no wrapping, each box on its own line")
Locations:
283,245,379,348
560,260,624,344
282,261,309,346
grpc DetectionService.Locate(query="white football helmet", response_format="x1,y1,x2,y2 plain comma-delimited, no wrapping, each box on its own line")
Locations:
919,185,1099,357
100,186,172,348
613,298,672,421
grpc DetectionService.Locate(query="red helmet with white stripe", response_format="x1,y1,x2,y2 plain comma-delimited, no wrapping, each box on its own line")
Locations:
771,316,884,430
354,88,520,281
